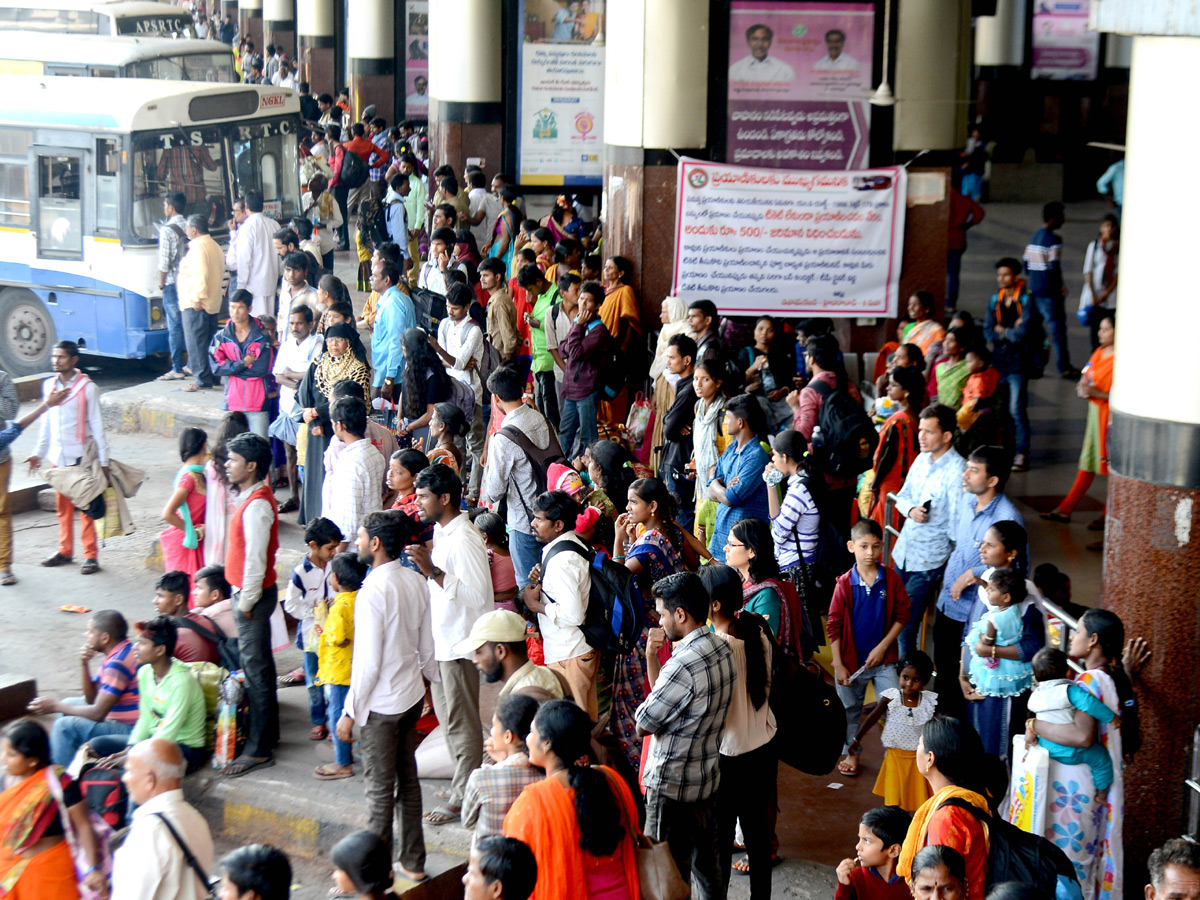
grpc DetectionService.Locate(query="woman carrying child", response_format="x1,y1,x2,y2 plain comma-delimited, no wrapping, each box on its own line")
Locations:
848,651,938,812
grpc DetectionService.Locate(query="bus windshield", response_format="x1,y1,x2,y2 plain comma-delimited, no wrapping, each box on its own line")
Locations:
231,120,302,225
125,52,236,83
131,128,227,241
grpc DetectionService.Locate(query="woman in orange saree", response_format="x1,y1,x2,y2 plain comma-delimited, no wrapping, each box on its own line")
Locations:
598,256,642,427
0,721,105,900
504,701,640,900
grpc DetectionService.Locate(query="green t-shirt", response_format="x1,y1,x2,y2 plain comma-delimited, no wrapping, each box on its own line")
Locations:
128,658,207,750
530,285,560,372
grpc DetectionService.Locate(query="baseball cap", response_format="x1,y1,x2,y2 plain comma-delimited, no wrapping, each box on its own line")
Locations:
451,609,529,658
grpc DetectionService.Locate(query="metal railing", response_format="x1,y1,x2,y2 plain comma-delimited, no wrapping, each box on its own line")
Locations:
1040,598,1085,676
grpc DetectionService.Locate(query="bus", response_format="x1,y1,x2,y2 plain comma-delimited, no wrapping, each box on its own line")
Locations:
0,77,303,375
0,34,236,82
0,1,194,37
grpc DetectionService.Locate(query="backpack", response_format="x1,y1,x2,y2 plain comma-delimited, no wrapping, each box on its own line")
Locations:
410,286,445,331
465,320,500,391
498,420,567,514
771,655,846,776
810,379,878,478
541,540,645,654
358,196,390,248
445,373,476,414
78,765,130,830
597,330,625,401
339,148,369,189
163,222,188,275
938,798,1080,899
174,615,242,673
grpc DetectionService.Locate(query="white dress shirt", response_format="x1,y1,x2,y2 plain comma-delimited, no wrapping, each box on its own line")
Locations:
537,531,591,664
32,372,109,466
327,438,385,543
111,788,214,900
418,261,448,296
230,480,276,613
226,212,279,318
430,513,494,661
345,559,439,719
728,54,796,82
436,315,484,401
272,331,323,415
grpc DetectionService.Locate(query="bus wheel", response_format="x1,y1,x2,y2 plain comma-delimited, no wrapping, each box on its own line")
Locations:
0,289,56,377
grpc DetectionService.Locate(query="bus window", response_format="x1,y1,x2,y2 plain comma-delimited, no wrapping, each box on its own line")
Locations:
126,52,236,84
95,139,119,235
36,154,82,259
0,129,31,227
131,130,226,242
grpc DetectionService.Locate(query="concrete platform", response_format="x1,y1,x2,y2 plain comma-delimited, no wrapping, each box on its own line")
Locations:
99,378,229,439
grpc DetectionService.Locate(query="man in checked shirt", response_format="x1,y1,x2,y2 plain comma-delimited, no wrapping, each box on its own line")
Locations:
635,572,734,900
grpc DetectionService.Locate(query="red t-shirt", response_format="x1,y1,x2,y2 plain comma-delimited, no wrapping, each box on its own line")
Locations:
835,866,912,900
925,806,988,900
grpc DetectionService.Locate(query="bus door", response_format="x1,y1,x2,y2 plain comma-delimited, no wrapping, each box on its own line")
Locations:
31,146,98,349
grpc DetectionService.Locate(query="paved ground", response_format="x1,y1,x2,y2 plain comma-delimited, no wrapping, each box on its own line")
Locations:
3,199,1112,896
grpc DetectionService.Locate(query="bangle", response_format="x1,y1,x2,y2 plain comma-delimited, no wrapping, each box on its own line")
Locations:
613,555,626,561
991,645,997,659
85,865,99,875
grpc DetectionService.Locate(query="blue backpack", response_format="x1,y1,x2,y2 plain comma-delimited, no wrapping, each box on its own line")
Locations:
541,541,645,654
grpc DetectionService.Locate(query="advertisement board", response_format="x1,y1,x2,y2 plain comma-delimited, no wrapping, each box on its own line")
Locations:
1032,0,1100,80
728,1,874,170
672,158,906,317
404,1,429,117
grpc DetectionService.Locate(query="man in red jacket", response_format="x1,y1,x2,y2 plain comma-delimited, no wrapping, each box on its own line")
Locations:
826,518,909,777
343,122,391,221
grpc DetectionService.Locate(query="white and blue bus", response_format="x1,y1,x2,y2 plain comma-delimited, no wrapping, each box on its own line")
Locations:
0,1,194,36
0,77,302,374
0,33,236,82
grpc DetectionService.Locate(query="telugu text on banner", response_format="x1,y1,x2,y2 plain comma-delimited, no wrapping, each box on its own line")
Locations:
671,158,906,318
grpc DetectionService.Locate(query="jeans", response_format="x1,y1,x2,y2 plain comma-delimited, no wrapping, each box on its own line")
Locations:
645,789,721,900
508,528,543,591
89,733,208,774
835,663,900,752
162,283,185,374
235,583,280,759
245,411,270,440
532,370,560,431
303,650,326,727
325,683,351,766
718,743,777,899
360,700,426,874
182,307,217,387
897,565,945,660
50,698,133,767
946,248,964,310
1004,372,1031,456
558,390,599,459
1034,293,1073,373
466,403,486,499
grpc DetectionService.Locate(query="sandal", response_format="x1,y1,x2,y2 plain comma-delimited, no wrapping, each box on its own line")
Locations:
309,725,329,741
1040,509,1071,524
396,867,428,883
836,757,860,777
1087,516,1106,532
181,383,202,393
733,855,782,876
423,805,460,826
277,669,305,687
157,371,186,381
80,559,99,575
222,756,275,778
278,497,299,514
313,763,354,780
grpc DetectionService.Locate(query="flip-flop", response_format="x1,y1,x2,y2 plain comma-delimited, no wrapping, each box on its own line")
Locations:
157,371,186,381
309,725,329,741
434,788,452,801
313,764,354,780
277,669,305,687
181,383,202,393
836,759,860,777
223,756,275,778
423,806,460,826
396,867,428,883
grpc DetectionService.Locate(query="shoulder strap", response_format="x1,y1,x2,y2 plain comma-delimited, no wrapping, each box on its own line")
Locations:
173,615,224,643
153,812,212,893
810,378,833,398
539,539,593,605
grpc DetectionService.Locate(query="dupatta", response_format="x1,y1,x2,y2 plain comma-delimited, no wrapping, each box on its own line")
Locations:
0,767,62,892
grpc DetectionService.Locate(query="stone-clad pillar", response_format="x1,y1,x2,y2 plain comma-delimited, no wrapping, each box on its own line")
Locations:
893,0,970,151
240,0,263,58
297,0,335,94
264,0,296,63
346,0,394,124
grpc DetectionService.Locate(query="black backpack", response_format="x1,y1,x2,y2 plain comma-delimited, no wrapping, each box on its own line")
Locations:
938,797,1080,898
810,379,877,478
541,539,645,654
771,655,846,775
597,330,625,401
174,615,242,673
339,148,369,189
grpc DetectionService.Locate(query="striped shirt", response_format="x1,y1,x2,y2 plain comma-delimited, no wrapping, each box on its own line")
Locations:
771,474,820,570
327,438,386,544
97,639,141,725
635,627,735,803
1023,226,1062,298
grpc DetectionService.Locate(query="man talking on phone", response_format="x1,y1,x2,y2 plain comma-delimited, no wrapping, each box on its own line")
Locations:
418,226,456,298
888,404,965,659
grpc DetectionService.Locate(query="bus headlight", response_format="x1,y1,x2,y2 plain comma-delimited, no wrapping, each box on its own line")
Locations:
148,295,166,329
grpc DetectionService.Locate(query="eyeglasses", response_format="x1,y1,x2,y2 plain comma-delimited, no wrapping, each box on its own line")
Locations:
725,540,745,549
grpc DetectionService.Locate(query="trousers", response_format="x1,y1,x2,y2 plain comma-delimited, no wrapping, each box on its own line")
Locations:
162,283,185,373
182,307,217,387
234,583,280,758
360,699,426,873
0,458,11,569
718,743,777,899
645,790,721,900
429,658,482,807
56,486,97,560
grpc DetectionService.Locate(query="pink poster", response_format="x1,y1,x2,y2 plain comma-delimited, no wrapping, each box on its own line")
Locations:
727,1,874,170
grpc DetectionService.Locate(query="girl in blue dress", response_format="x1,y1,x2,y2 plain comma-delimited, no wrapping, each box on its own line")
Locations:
966,567,1034,696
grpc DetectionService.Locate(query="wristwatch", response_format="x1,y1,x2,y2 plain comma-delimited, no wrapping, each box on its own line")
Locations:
430,566,445,580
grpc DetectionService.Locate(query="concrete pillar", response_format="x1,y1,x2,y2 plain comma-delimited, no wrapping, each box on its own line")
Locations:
602,0,709,324
346,0,393,125
1105,33,1133,69
297,0,335,94
893,0,971,151
264,0,295,62
975,0,1026,67
427,1,503,186
1103,34,1200,885
240,0,263,57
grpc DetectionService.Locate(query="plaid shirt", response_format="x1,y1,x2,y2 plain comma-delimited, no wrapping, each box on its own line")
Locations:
327,438,385,543
368,132,391,181
158,214,188,284
462,755,542,840
635,627,734,802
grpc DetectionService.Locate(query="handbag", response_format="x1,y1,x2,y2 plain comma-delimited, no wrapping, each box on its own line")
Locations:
154,813,217,899
601,770,689,900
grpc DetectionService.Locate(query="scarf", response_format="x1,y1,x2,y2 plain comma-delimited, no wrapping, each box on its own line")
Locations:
742,576,800,656
175,464,206,549
0,767,62,892
897,784,991,882
650,296,693,381
995,281,1025,326
55,372,93,446
315,346,368,399
693,395,726,488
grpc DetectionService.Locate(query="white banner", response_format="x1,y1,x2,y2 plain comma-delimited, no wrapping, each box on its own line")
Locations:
671,158,906,318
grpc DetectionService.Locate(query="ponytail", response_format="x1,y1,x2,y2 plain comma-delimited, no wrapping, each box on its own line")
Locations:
568,764,625,857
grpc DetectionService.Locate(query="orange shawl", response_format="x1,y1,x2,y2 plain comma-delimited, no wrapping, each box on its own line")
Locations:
0,768,64,893
600,284,641,347
898,785,991,893
503,766,641,900
1084,346,1114,467
905,320,946,359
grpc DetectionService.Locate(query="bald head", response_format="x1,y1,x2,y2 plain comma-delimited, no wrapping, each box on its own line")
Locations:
123,738,185,805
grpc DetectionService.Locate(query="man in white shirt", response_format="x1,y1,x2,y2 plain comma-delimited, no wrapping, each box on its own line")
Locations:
276,250,320,325
225,189,279,319
112,738,214,900
339,509,438,883
270,305,323,514
409,464,492,825
418,227,455,297
429,285,486,499
465,169,493,247
813,29,860,71
728,24,796,83
28,341,109,575
327,397,385,546
519,490,599,721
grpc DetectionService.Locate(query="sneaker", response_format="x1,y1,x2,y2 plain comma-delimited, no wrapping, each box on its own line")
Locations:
0,569,15,586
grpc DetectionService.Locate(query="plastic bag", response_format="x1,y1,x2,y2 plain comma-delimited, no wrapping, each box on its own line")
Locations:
625,392,653,447
212,671,246,770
